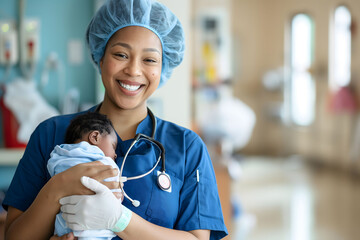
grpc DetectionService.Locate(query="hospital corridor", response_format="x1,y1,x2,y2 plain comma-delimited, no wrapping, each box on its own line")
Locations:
230,156,360,240
1,0,360,239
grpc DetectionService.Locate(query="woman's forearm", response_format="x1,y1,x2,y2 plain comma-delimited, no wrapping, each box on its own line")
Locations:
5,162,119,240
5,179,60,240
59,177,210,240
117,212,210,240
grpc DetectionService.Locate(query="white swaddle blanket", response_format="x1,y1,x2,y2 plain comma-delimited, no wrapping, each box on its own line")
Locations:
4,78,59,143
48,141,120,240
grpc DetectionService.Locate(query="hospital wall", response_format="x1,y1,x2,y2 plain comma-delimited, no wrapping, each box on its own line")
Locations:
231,0,360,172
1,0,360,170
150,0,192,129
0,0,96,146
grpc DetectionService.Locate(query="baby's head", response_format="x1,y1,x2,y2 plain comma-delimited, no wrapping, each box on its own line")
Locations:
65,112,118,160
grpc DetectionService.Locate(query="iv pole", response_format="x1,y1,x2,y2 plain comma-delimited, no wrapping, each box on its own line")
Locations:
18,0,36,80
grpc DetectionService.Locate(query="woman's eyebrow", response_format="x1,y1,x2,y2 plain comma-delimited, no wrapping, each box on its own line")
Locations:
111,42,131,49
111,42,160,54
144,48,161,54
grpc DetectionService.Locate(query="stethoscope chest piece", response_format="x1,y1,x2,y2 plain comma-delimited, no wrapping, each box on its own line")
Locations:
157,171,172,192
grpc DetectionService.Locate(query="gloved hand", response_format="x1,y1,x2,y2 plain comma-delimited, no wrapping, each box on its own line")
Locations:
60,176,123,231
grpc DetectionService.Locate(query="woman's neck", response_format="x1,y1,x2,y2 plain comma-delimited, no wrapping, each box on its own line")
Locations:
98,99,147,140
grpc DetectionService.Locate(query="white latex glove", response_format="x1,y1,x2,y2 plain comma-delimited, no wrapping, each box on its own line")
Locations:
60,176,123,231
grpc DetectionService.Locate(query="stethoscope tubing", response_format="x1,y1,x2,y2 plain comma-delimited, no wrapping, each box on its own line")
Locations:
95,104,169,206
95,105,168,207
119,136,162,182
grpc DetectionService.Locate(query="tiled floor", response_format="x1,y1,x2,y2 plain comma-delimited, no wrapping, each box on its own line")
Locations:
230,156,360,240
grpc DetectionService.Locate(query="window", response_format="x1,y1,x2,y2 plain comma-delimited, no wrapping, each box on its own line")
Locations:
289,14,315,126
329,5,352,91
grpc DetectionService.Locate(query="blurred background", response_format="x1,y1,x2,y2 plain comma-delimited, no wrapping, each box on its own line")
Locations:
1,0,360,239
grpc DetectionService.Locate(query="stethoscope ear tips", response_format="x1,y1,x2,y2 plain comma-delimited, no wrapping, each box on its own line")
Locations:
132,200,140,207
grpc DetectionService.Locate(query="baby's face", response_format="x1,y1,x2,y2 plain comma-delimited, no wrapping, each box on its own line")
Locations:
98,130,118,160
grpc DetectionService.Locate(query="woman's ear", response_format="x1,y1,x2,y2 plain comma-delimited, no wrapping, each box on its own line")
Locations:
88,130,101,145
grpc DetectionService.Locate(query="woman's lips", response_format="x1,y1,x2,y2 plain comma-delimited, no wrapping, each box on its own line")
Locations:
117,80,144,96
119,81,141,91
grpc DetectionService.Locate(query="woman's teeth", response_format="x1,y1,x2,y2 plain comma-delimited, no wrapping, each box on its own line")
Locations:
119,82,141,91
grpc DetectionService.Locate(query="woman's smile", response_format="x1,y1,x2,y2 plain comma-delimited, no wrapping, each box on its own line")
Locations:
117,80,144,96
118,81,141,91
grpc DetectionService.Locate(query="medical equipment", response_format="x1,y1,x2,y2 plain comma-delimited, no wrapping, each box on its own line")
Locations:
96,105,171,207
40,52,72,113
19,0,40,79
0,21,18,85
20,19,39,64
0,21,18,66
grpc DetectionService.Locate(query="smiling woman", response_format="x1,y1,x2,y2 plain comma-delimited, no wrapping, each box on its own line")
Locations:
2,0,227,240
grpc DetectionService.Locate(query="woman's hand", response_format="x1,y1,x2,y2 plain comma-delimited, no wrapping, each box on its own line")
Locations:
50,161,120,199
60,176,123,231
49,232,77,240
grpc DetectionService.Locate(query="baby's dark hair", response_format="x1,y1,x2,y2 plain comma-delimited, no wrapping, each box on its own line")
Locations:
65,112,115,144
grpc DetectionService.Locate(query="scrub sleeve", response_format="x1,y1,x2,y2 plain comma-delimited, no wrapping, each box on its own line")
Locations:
174,134,228,239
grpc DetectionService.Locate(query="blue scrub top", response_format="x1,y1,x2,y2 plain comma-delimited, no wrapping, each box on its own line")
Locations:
3,106,228,239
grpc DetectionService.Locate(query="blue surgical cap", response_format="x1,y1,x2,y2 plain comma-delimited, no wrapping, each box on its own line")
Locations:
86,0,185,88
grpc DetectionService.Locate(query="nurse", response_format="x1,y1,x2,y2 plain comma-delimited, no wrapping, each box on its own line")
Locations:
3,0,228,239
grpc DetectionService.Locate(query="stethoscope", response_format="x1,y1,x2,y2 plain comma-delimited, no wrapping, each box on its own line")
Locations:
95,105,171,207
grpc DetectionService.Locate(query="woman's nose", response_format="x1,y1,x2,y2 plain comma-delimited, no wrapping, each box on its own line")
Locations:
124,59,142,76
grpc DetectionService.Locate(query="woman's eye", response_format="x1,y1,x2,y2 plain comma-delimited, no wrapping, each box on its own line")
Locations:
144,58,157,63
114,53,127,59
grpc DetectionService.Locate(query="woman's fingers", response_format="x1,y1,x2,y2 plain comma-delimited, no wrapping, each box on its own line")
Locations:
92,165,119,182
70,161,116,179
101,180,120,190
60,195,83,205
52,161,119,197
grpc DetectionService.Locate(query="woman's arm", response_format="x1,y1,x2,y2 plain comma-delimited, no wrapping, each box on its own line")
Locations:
61,176,210,240
5,162,119,240
5,178,62,240
118,212,210,240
